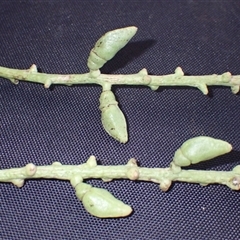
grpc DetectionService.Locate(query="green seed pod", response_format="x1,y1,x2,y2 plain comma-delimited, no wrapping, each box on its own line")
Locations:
82,187,132,218
173,136,232,167
87,26,138,70
99,90,127,143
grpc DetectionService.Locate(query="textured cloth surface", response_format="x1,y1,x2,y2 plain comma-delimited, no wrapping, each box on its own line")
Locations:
1,1,240,239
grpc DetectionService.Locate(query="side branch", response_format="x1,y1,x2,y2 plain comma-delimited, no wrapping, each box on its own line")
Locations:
1,158,239,191
1,65,239,94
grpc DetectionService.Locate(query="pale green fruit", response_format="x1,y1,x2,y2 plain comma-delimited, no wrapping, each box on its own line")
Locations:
87,26,138,70
82,187,132,218
99,90,127,143
173,136,232,167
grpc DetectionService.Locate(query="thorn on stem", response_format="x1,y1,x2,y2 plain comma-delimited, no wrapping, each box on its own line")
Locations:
159,179,172,192
127,158,138,166
12,179,24,188
197,83,208,95
44,79,52,88
86,155,97,167
231,85,239,94
10,78,19,84
149,85,159,91
174,67,184,76
29,64,38,73
52,161,62,166
138,68,148,76
102,178,112,182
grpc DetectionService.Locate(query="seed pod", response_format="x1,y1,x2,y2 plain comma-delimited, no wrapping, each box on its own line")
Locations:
82,187,132,218
87,26,138,70
173,136,232,167
99,90,127,143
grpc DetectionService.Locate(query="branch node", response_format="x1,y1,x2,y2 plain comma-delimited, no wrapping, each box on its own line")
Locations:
127,168,139,180
144,75,151,84
75,182,92,201
138,68,151,85
89,69,101,78
70,175,83,188
25,163,37,176
221,72,231,83
170,162,181,173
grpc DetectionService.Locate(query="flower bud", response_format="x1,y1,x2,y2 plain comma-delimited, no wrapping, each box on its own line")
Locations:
87,26,137,70
99,90,127,143
173,136,232,167
82,187,132,218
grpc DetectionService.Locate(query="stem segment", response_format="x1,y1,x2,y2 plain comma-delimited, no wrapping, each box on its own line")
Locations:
1,157,239,191
1,65,240,94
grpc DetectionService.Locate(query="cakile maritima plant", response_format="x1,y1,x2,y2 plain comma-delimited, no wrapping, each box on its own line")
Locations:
0,136,240,218
1,26,240,143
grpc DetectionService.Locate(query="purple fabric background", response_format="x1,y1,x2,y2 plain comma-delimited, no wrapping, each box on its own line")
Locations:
1,1,240,239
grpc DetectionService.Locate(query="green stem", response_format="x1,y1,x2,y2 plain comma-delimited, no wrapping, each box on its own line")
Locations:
1,65,240,94
1,157,239,192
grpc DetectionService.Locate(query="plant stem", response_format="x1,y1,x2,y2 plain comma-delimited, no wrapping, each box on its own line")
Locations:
1,65,240,94
1,157,239,191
